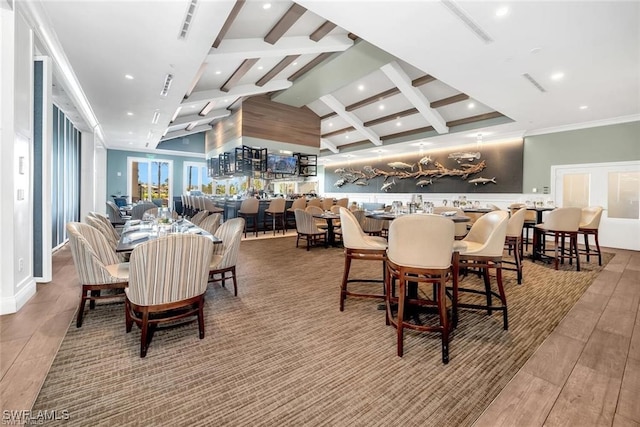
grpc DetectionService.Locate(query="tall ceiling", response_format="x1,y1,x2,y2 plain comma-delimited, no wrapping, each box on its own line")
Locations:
22,0,640,162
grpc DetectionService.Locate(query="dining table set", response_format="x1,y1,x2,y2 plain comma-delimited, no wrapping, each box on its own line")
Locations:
116,218,221,252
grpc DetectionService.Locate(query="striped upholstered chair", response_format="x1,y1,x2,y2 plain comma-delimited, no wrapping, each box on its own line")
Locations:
190,209,210,226
199,213,222,236
125,234,214,357
67,222,129,328
209,218,245,296
106,201,129,227
130,202,158,221
295,209,327,251
85,215,127,263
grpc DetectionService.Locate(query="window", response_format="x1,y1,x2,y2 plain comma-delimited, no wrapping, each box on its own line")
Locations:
608,171,639,219
183,162,213,195
561,173,590,208
128,157,173,205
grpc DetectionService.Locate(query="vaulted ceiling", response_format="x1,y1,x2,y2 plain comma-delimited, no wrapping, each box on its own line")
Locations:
23,0,640,162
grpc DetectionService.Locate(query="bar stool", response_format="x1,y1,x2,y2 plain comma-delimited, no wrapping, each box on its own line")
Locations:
533,207,582,271
338,207,387,311
385,214,457,362
509,203,536,251
452,210,510,329
238,198,259,238
503,207,526,284
578,206,604,266
263,198,286,235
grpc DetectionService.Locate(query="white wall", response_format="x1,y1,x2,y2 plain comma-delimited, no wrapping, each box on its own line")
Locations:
0,7,37,314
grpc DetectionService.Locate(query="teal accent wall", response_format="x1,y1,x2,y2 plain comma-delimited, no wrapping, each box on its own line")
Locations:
155,132,205,154
523,121,640,192
106,149,205,201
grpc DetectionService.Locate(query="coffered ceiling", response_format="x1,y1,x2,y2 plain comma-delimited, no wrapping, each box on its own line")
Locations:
22,0,640,162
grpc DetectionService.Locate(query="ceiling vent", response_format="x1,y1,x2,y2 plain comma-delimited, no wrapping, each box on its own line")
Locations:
441,0,493,43
160,73,174,97
179,0,198,39
522,73,547,93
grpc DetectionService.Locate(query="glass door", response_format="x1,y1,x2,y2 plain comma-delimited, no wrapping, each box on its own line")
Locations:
553,161,640,250
128,157,173,205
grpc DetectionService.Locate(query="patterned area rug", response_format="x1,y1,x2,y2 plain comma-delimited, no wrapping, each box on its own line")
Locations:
34,237,610,426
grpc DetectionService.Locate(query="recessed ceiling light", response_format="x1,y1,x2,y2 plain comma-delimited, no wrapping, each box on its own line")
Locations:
378,105,385,110
530,47,542,54
328,122,333,127
551,72,565,81
396,122,402,127
128,131,133,135
467,102,476,109
126,112,133,116
129,142,133,145
579,105,589,110
345,135,349,139
258,66,264,70
495,6,509,17
124,74,134,80
224,99,228,103
292,62,297,66
263,3,271,10
191,105,196,109
215,71,221,75
358,84,365,91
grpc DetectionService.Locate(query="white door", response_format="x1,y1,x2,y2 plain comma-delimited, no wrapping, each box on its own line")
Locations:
552,161,640,251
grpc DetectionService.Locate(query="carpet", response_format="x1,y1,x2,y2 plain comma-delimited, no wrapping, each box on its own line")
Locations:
33,237,610,426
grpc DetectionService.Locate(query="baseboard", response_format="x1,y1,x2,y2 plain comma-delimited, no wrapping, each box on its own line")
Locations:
0,277,37,315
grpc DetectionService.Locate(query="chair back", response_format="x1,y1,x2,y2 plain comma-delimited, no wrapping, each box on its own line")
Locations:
66,222,122,285
86,216,118,248
330,205,341,214
462,210,509,257
510,203,536,222
289,197,307,211
267,198,286,213
199,213,222,235
106,201,124,223
388,214,455,269
203,198,223,213
321,198,334,211
305,205,324,216
190,210,210,226
212,218,245,270
543,207,582,232
113,197,128,207
338,207,370,249
307,198,322,208
336,198,349,208
131,202,157,220
432,206,463,215
88,212,120,241
580,206,604,229
239,198,259,214
127,234,213,306
295,209,322,234
506,207,527,238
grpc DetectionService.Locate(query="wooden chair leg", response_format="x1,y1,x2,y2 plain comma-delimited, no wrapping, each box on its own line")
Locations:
76,286,88,328
140,309,150,358
198,297,205,339
495,266,508,330
594,231,602,266
231,266,238,296
397,280,406,357
340,255,352,311
125,299,133,332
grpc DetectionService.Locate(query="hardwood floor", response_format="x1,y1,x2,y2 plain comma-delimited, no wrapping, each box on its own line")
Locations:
1,245,638,426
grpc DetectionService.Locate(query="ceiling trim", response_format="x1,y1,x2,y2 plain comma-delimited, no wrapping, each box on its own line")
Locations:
169,109,230,127
447,111,504,127
184,62,208,99
322,126,355,138
431,93,469,109
320,94,382,146
210,34,352,61
320,138,340,153
523,114,640,138
310,21,337,42
220,58,260,92
381,61,448,134
363,108,418,127
264,3,307,45
183,79,293,105
161,124,212,142
256,54,300,87
212,0,245,48
288,52,333,82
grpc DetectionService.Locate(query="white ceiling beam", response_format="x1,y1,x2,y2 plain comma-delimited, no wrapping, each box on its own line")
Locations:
381,61,449,134
320,138,339,154
182,79,292,106
319,94,382,146
169,109,230,127
160,124,212,142
210,34,352,62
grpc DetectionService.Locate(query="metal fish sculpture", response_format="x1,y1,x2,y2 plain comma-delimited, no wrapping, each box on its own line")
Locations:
416,179,433,187
448,152,481,163
334,168,346,174
334,178,346,187
381,179,396,192
387,161,415,170
418,155,432,165
468,177,496,185
355,180,369,186
363,166,375,173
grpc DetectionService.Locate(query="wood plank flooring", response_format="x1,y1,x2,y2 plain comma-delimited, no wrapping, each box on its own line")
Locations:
1,246,638,426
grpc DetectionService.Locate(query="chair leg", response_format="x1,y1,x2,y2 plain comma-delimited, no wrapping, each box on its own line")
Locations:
140,309,150,358
583,231,591,263
231,266,238,296
483,268,493,315
397,280,406,357
594,231,602,266
438,278,449,364
76,286,88,328
514,238,523,285
573,233,581,272
125,299,133,332
198,297,205,339
340,255,352,311
495,266,508,330
553,232,560,270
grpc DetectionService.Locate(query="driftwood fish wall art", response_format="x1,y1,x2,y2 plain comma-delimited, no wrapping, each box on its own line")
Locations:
332,150,497,189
